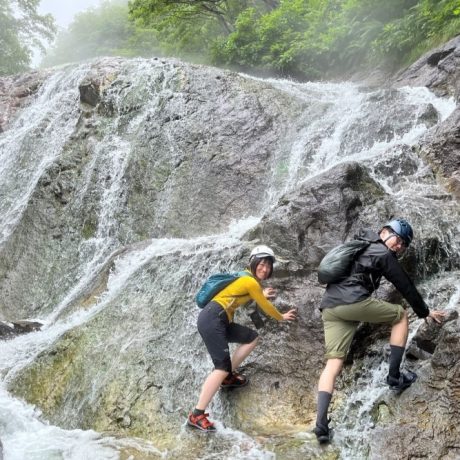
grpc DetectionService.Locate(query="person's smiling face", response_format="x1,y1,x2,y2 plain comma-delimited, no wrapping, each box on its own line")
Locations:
255,258,272,281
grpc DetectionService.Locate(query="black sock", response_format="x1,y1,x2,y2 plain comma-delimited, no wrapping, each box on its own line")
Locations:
389,345,405,379
192,408,205,416
316,391,332,429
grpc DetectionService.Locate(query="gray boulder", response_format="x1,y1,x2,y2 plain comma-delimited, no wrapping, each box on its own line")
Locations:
393,35,460,100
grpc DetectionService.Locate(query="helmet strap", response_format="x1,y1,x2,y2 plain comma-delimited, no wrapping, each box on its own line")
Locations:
382,234,394,244
381,229,397,244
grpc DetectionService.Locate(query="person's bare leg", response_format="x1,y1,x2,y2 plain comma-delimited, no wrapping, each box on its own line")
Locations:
318,358,344,393
230,337,259,371
390,310,408,346
196,369,229,410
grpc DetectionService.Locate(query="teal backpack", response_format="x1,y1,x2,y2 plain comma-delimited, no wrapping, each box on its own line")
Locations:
195,271,252,308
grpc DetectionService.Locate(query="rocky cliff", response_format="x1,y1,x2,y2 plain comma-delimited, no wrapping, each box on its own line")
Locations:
0,36,459,460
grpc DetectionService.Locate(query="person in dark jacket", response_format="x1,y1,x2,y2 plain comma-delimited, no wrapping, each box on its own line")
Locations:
314,218,446,444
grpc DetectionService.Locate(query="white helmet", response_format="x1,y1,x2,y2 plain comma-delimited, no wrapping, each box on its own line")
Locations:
249,245,275,262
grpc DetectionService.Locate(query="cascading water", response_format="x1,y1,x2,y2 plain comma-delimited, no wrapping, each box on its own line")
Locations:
0,223,266,459
332,274,460,460
0,58,458,459
0,68,88,244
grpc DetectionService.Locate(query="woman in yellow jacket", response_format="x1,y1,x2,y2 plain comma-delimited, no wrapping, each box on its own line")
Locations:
187,245,297,432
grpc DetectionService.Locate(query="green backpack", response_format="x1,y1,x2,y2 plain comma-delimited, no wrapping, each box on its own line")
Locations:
317,239,371,285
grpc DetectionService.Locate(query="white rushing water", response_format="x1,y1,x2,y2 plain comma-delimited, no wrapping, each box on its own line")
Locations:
0,217,270,458
335,275,460,460
0,61,457,459
0,67,92,246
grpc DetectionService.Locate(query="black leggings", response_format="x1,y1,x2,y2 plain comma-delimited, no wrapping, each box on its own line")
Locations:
197,302,258,373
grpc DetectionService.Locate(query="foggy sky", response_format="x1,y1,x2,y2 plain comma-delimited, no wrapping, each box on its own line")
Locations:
39,0,105,29
33,0,105,66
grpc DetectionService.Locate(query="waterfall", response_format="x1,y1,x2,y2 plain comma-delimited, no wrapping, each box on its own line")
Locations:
0,67,89,245
334,274,460,460
0,58,458,459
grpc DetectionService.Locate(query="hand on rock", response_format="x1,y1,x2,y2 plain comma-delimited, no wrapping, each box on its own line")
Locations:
282,308,297,321
426,310,447,324
263,287,277,299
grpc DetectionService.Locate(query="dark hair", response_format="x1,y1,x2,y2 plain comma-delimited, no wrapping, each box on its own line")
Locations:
249,257,273,279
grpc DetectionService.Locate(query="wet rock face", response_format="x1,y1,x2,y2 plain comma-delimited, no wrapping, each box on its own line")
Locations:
408,310,459,357
342,89,440,154
246,161,386,270
115,64,306,239
0,58,306,320
418,107,460,200
0,57,454,324
79,81,100,107
393,35,460,101
368,313,460,460
0,71,49,132
8,156,449,453
391,36,460,204
1,52,460,459
0,320,43,339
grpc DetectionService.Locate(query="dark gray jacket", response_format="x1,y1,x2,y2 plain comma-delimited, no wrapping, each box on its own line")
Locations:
320,229,430,318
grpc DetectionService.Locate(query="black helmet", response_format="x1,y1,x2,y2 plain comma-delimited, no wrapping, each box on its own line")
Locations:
384,218,413,247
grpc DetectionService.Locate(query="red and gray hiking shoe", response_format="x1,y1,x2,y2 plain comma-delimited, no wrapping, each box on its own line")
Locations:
221,371,249,389
187,412,216,432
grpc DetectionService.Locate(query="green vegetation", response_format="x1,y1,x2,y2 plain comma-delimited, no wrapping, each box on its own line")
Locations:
41,0,460,79
0,0,56,76
128,0,460,78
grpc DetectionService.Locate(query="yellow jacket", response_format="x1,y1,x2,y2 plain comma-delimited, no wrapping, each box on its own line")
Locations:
212,270,283,322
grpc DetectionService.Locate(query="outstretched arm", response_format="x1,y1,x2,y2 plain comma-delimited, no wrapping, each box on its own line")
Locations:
380,252,430,318
247,279,294,321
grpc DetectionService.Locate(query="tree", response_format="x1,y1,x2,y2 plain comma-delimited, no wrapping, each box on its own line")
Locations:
111,0,460,79
373,0,460,66
129,0,239,34
127,0,276,60
211,0,341,78
42,0,159,68
0,0,56,75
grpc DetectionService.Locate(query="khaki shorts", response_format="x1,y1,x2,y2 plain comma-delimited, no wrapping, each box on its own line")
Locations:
322,297,405,359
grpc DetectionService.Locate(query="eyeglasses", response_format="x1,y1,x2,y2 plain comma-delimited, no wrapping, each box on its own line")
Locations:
391,232,407,248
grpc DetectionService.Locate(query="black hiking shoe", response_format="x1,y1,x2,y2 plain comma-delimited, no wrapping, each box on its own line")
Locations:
313,423,332,444
386,370,417,392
